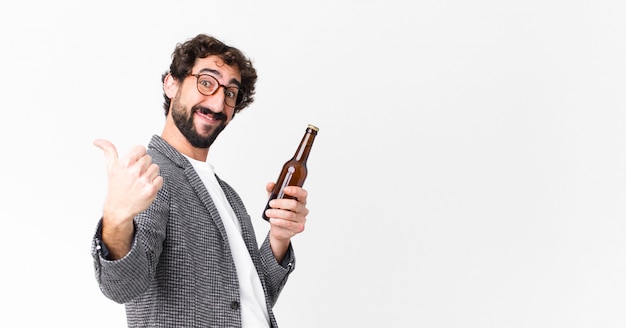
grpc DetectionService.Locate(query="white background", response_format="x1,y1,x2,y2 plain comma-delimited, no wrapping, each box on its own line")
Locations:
1,1,625,327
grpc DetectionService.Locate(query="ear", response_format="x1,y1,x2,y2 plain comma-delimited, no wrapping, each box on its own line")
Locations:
163,73,179,99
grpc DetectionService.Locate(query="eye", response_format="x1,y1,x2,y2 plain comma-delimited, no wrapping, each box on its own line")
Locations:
224,88,238,99
198,76,216,89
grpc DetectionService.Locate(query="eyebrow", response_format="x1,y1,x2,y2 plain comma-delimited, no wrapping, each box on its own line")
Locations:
197,68,241,88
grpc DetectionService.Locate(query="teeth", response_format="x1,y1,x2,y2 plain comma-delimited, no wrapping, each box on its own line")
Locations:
196,110,215,120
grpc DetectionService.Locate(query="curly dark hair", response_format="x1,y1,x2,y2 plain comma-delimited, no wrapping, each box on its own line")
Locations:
160,34,257,116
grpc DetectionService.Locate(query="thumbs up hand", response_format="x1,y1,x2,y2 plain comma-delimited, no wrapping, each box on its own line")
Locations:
93,139,163,259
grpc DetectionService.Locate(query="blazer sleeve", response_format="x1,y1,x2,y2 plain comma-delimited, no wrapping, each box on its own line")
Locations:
259,233,296,307
91,180,171,304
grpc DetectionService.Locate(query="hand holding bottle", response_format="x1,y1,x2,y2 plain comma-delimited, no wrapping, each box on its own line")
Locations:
264,182,309,262
262,124,318,221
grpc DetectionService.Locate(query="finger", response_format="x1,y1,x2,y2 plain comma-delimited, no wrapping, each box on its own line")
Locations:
283,186,308,205
153,175,164,191
266,182,276,195
268,197,308,218
270,198,297,213
269,215,306,234
93,139,119,167
120,145,149,167
145,162,161,183
135,154,154,174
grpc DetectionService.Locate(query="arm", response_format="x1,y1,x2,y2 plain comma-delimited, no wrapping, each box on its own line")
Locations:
92,139,165,304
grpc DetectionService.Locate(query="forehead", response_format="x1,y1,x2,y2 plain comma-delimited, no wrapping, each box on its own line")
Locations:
193,55,241,81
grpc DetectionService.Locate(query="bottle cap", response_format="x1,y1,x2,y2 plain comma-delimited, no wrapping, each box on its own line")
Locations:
307,124,319,132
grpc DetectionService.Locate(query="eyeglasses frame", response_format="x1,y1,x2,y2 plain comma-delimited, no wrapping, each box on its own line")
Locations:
189,73,246,109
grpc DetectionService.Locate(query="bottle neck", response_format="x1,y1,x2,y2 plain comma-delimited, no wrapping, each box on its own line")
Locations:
293,129,317,162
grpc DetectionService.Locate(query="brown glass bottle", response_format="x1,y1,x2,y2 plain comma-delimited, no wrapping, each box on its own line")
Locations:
262,124,319,221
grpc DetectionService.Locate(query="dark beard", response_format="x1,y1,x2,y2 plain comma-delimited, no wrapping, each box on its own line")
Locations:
171,99,227,149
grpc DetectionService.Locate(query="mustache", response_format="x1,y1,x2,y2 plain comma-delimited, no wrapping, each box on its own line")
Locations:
194,106,227,121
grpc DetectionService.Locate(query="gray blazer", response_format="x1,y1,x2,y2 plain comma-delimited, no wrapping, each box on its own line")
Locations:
92,135,295,328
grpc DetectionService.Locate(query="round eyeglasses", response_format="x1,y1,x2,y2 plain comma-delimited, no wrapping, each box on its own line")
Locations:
189,73,246,109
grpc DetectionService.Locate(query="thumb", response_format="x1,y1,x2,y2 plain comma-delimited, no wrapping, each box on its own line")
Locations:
266,181,276,195
93,139,119,167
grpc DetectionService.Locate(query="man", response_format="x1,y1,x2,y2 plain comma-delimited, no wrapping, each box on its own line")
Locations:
91,34,309,327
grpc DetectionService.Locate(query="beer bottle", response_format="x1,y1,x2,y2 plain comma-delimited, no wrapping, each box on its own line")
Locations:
262,124,319,221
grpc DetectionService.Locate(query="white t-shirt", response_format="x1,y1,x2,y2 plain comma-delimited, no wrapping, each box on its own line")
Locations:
186,156,270,327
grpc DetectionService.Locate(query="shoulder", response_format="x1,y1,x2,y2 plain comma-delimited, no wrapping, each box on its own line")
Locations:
146,135,187,169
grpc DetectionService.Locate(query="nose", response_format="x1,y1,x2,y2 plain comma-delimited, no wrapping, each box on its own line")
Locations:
201,86,227,113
